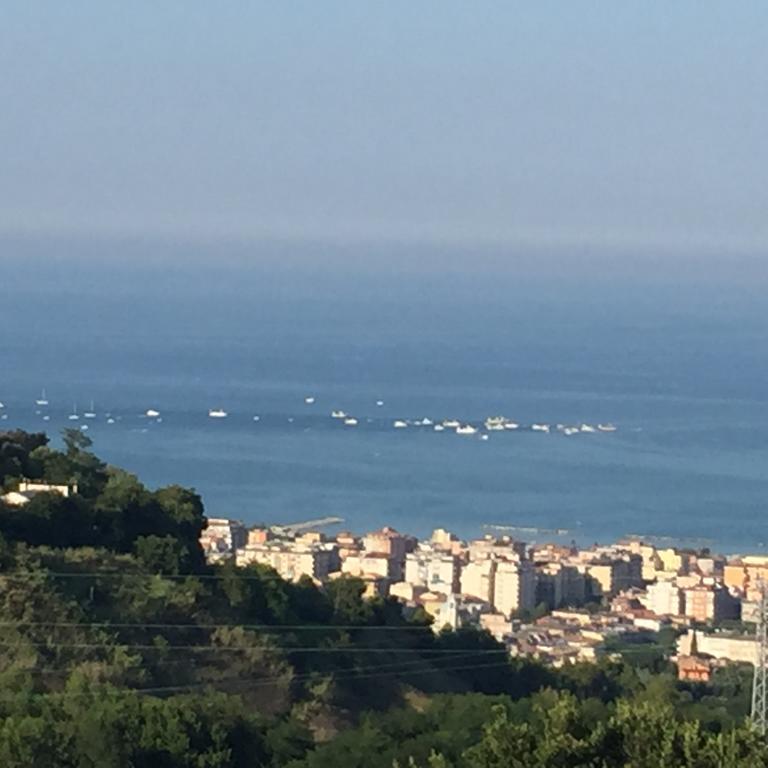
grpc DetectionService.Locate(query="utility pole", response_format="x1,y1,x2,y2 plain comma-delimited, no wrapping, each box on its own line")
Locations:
751,580,768,734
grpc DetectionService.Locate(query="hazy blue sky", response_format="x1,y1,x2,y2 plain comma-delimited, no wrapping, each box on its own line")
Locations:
1,2,766,253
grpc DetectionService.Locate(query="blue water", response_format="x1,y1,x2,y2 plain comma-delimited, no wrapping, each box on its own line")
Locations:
1,240,767,551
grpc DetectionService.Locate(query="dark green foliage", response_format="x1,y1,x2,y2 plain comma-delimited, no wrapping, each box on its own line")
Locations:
0,431,206,564
0,430,766,767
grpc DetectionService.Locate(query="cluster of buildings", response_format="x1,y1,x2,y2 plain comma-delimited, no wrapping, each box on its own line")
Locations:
200,519,764,672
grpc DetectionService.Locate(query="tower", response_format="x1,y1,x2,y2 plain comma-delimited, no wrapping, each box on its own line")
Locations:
751,580,768,734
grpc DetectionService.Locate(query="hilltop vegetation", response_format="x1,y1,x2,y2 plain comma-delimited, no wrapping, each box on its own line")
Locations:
0,429,765,767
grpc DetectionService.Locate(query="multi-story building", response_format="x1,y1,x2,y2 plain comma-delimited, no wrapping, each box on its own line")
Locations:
404,549,460,595
341,552,394,580
646,579,684,617
430,528,463,555
682,583,740,624
236,540,339,582
580,554,643,599
200,517,247,561
362,527,414,580
678,629,757,665
460,558,496,604
468,535,527,562
493,560,535,617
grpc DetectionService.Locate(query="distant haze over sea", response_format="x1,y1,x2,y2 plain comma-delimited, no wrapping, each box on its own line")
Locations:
2,235,767,552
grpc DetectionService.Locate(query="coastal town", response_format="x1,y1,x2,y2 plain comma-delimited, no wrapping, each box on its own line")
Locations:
202,516,765,680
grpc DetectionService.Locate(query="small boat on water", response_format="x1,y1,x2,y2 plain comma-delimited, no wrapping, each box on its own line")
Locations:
331,410,347,419
433,424,445,432
68,405,80,421
531,424,550,433
305,396,315,404
145,408,161,418
376,400,384,407
35,389,49,406
344,417,358,426
106,418,115,424
503,422,519,430
253,415,260,422
580,424,596,433
442,419,460,429
598,423,617,432
480,434,490,441
43,415,51,422
84,400,97,419
208,408,228,419
456,424,478,435
563,427,580,436
417,417,433,426
393,420,408,429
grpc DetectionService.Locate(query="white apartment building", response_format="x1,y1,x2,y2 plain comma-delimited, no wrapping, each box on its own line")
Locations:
493,560,536,617
404,549,460,595
646,579,684,617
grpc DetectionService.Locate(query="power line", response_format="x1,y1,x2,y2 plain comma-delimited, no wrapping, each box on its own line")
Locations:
0,641,506,654
0,620,436,632
0,570,337,583
0,658,516,701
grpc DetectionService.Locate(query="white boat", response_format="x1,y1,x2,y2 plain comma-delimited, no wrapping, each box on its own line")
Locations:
344,417,358,426
484,420,505,431
433,424,445,432
106,418,115,424
598,423,617,432
393,420,408,429
0,402,4,409
580,424,596,433
418,418,433,426
68,405,80,421
442,419,460,429
305,396,315,404
253,415,261,422
145,409,161,418
485,416,505,428
42,415,51,422
503,422,519,430
80,424,89,431
480,434,490,441
35,389,49,406
456,424,478,435
376,400,384,407
331,410,347,419
84,400,97,419
208,408,228,419
531,424,550,433
563,427,580,436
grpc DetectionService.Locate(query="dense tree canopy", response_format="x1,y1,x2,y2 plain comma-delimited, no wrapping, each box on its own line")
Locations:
0,430,764,767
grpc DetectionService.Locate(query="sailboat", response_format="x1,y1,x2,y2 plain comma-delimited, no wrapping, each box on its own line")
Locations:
84,400,97,419
68,404,80,421
35,389,49,406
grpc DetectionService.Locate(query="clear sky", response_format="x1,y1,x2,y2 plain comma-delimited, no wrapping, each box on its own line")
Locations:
1,2,766,253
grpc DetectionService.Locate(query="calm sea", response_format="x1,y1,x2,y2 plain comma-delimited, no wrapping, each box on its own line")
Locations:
1,238,767,552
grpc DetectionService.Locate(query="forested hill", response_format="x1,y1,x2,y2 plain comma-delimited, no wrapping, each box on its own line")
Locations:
0,429,765,767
